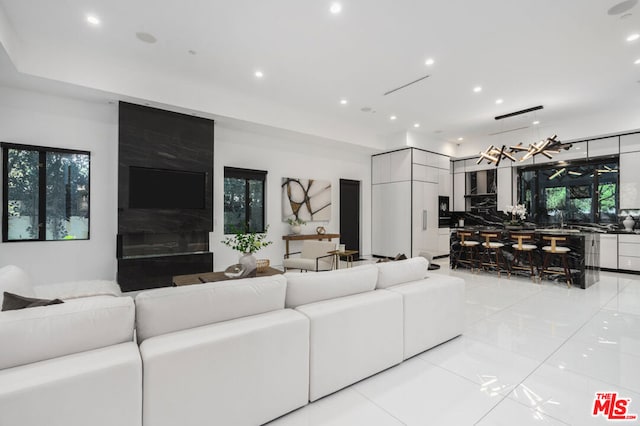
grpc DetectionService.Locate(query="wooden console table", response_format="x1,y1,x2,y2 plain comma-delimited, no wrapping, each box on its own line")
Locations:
173,267,283,286
282,233,340,256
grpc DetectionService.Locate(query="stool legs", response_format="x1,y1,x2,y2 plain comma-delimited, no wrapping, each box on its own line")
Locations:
540,252,572,287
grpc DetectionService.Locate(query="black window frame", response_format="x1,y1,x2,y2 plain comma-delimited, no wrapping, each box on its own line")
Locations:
2,142,91,242
517,155,619,224
223,167,267,234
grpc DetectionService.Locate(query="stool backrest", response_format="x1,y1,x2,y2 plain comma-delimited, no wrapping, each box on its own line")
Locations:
510,232,535,250
480,232,501,245
457,231,474,243
542,235,567,253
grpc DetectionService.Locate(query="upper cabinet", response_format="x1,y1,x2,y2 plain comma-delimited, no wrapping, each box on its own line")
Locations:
372,149,411,184
588,136,619,158
620,151,640,209
620,133,640,154
533,141,587,164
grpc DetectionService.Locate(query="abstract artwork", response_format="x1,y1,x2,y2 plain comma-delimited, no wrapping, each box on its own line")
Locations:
282,178,331,222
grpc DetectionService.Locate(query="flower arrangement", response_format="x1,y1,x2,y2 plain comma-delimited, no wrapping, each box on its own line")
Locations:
286,217,306,226
503,204,527,221
222,225,272,254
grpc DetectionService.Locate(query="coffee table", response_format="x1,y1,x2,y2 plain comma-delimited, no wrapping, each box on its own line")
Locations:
172,267,283,286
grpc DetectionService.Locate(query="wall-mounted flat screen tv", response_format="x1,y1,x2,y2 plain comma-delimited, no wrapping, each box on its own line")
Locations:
129,166,206,209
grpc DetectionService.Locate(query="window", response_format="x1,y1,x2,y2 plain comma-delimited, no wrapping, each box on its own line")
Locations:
223,167,266,233
2,143,90,241
518,157,618,224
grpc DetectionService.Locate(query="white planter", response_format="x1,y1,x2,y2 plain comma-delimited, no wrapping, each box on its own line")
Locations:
239,253,257,277
290,225,302,234
623,215,635,232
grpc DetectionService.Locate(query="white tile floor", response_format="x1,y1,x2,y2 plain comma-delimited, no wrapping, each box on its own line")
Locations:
268,261,640,425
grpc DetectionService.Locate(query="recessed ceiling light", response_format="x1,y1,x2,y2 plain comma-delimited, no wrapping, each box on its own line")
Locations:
136,32,157,44
86,15,100,25
330,2,342,14
413,123,420,128
425,58,435,66
627,33,640,42
254,70,264,78
495,98,504,104
473,86,482,93
340,99,348,105
533,120,540,125
390,115,397,120
457,137,464,141
635,58,640,64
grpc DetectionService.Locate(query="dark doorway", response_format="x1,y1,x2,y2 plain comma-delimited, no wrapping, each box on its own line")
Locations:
340,179,361,259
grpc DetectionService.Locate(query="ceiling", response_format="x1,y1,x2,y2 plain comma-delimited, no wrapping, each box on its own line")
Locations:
1,0,640,154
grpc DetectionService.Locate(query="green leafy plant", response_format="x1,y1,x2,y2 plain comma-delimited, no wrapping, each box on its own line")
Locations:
287,217,306,226
222,225,272,254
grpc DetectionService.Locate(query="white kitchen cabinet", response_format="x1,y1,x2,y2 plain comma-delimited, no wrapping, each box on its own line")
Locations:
372,148,450,258
453,173,465,211
497,167,512,210
620,151,640,209
600,234,618,269
389,150,411,182
437,228,450,257
620,133,640,153
533,141,587,164
439,169,450,195
618,234,640,271
412,181,439,256
588,136,619,159
371,182,411,258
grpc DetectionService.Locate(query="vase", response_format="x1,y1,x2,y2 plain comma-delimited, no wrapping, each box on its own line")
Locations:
290,224,301,234
239,253,257,277
623,215,635,232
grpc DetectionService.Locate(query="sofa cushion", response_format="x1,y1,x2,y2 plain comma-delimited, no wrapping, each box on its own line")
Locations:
34,280,122,300
0,265,35,308
2,292,63,311
375,257,428,289
135,274,287,343
284,264,378,308
0,296,135,369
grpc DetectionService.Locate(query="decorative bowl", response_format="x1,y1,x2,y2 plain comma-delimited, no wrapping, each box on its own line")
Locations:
224,264,246,279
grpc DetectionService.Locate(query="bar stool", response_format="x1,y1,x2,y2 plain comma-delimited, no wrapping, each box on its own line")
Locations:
453,231,480,271
540,235,572,287
509,232,539,282
480,232,509,277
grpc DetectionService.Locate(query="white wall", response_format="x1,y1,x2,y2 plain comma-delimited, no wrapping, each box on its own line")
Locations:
0,85,118,285
212,122,373,270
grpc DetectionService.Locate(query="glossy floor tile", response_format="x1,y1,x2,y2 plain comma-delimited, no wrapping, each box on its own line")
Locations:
272,266,640,425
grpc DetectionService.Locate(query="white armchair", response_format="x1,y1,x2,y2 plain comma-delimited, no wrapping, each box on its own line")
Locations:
283,240,337,272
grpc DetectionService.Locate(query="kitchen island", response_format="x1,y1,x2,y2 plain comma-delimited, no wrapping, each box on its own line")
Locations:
450,228,599,289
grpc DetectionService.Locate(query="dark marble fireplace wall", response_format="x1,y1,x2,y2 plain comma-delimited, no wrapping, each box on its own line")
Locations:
118,102,214,290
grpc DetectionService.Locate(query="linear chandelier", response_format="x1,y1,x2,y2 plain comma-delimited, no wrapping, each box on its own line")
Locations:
476,135,573,167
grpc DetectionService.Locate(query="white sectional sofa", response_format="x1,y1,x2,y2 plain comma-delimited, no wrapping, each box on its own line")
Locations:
0,266,141,426
0,258,465,426
135,275,310,426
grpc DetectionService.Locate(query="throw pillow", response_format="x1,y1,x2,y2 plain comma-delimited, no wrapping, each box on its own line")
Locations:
2,292,63,311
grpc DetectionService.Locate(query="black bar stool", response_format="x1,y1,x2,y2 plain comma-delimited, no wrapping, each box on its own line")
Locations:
509,232,539,282
540,235,572,287
480,232,509,277
453,231,480,271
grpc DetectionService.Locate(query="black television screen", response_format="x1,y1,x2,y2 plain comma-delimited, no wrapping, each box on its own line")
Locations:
129,166,206,209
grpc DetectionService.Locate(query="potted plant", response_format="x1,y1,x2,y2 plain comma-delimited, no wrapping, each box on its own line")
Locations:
503,204,527,229
221,226,272,277
286,217,306,234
